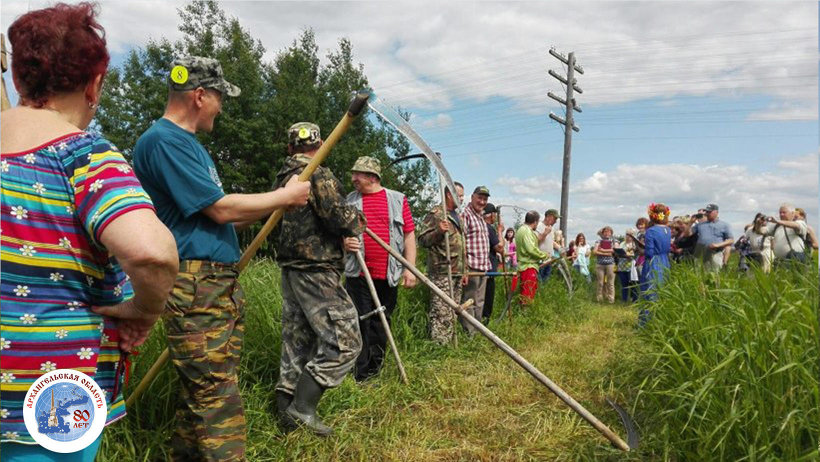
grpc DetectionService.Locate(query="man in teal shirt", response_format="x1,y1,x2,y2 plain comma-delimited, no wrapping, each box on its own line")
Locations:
133,56,309,461
514,211,550,304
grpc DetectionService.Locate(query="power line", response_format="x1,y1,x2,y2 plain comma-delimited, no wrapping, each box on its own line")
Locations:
374,27,814,91
437,131,816,159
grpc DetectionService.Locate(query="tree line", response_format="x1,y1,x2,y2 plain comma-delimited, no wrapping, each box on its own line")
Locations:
96,0,435,254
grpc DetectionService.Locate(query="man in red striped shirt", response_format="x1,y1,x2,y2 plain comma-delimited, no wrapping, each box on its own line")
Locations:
343,156,416,382
459,186,491,334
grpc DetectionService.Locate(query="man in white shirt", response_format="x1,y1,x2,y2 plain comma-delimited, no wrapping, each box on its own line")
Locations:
765,203,808,264
535,209,559,281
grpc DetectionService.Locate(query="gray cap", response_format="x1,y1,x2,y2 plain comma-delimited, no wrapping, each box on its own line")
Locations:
704,203,719,212
168,56,241,97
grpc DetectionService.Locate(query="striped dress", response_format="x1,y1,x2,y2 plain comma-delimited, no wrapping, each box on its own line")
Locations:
0,132,154,444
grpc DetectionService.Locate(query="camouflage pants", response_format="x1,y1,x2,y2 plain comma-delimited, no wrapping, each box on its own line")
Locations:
276,269,362,394
163,261,246,462
428,274,462,345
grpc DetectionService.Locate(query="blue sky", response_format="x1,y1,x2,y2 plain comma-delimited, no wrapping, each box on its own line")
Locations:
3,1,818,240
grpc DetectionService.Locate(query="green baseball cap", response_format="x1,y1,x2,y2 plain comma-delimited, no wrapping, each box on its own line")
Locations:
473,186,490,196
545,209,561,218
351,156,381,179
168,56,241,97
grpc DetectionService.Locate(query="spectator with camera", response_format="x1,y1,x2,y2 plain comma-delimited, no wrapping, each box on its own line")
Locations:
671,217,696,263
685,203,733,272
764,204,809,265
743,213,774,273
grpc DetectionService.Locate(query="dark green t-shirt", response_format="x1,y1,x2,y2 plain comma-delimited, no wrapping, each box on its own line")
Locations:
133,118,240,263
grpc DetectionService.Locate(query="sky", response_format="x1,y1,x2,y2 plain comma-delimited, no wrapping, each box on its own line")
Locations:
2,1,818,241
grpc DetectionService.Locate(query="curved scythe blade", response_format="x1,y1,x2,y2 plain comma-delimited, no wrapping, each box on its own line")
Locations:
367,92,461,208
386,153,426,169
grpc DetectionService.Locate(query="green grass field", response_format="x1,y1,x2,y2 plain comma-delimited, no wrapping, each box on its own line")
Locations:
98,259,819,461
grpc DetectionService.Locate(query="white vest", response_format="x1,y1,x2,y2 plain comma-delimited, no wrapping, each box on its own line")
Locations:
344,188,407,287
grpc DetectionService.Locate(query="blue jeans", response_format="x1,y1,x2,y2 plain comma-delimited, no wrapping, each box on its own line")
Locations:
1,433,102,462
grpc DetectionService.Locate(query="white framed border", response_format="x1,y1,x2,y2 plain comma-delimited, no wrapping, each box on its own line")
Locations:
22,369,107,453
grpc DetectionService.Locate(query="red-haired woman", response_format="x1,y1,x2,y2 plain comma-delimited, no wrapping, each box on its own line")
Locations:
1,3,177,459
639,204,672,302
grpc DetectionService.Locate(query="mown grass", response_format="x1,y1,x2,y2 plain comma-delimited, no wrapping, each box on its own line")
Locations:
97,258,819,461
98,261,642,461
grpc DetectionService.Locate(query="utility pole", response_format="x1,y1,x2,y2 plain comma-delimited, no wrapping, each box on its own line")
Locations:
547,48,583,240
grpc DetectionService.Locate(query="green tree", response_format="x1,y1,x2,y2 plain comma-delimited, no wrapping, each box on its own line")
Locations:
97,39,175,155
96,0,435,251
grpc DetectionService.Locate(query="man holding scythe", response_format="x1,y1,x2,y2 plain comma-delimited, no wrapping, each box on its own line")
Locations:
418,185,468,345
272,122,367,436
133,57,310,461
342,156,417,382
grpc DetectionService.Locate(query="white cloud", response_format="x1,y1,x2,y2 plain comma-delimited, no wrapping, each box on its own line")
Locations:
497,175,561,196
3,1,815,113
747,102,819,121
414,113,453,129
492,152,819,238
1,1,186,53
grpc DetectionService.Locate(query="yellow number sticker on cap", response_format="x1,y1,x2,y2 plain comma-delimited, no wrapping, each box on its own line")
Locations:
171,65,189,84
298,127,310,139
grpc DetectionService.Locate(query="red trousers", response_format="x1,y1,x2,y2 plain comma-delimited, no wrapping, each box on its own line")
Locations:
514,268,538,302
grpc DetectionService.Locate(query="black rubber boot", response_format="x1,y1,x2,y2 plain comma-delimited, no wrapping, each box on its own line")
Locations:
275,390,294,430
284,373,333,437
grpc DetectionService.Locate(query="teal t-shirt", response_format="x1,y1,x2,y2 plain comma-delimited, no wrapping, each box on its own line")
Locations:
133,118,240,263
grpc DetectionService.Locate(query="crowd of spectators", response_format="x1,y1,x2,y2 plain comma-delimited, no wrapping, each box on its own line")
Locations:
496,202,817,310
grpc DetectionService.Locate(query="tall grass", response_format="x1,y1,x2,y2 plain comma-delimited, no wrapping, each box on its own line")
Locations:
622,262,819,460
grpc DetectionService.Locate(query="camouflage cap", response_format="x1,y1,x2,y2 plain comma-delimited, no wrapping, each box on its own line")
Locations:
168,56,241,97
287,122,321,148
545,208,561,218
473,186,490,196
350,156,381,179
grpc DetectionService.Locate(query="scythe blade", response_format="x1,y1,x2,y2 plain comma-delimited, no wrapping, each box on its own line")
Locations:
367,92,461,208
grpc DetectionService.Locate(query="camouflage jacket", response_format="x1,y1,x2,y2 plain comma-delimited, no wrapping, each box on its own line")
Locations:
273,154,365,271
418,205,466,276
